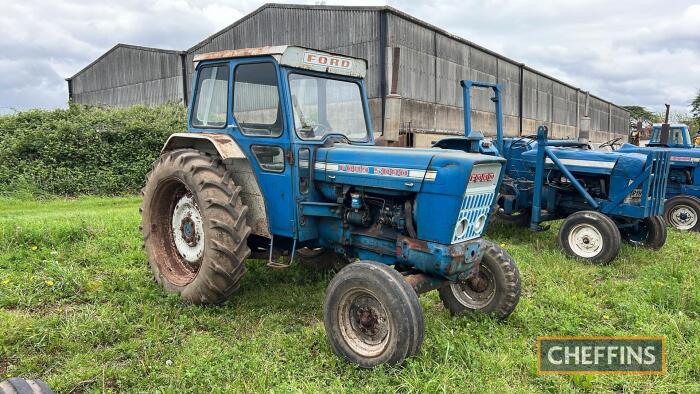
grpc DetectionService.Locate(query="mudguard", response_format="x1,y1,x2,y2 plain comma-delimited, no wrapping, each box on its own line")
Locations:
162,133,247,160
161,132,270,237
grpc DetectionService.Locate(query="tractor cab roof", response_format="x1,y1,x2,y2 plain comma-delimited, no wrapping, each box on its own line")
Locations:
192,45,367,78
652,123,688,129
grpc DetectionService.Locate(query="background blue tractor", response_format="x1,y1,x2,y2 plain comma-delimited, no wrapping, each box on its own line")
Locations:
140,47,521,368
615,109,700,231
435,81,671,265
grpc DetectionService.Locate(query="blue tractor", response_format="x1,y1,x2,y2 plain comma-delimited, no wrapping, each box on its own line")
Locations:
615,110,700,231
435,81,671,265
140,47,521,367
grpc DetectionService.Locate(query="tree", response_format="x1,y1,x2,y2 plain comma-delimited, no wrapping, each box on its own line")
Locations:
622,105,661,124
691,89,700,125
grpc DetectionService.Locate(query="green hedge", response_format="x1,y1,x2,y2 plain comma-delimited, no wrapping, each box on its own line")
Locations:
0,104,187,196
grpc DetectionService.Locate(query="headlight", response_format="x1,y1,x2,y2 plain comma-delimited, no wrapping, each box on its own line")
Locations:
455,218,468,237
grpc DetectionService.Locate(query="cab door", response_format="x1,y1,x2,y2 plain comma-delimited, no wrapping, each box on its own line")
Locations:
227,60,296,238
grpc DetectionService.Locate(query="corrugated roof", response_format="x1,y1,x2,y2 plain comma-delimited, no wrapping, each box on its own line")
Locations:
66,44,185,81
67,3,625,110
185,3,619,107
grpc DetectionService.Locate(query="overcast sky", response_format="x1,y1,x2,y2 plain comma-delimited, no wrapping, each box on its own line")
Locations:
1,0,698,114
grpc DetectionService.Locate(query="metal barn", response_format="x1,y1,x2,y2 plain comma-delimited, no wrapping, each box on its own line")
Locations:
66,3,629,144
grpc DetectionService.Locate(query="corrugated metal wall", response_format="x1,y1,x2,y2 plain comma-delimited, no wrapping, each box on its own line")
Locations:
67,4,629,143
69,45,184,107
385,11,626,143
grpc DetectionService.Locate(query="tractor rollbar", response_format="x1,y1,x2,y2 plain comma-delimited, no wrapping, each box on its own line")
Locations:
460,80,504,154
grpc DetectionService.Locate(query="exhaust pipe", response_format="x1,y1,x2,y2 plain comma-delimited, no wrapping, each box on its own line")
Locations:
659,104,671,146
578,91,591,143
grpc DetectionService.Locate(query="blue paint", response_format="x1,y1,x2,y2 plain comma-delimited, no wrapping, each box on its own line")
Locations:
618,139,700,202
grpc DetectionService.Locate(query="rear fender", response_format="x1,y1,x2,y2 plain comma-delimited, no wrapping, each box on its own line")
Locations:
161,133,270,238
162,133,247,161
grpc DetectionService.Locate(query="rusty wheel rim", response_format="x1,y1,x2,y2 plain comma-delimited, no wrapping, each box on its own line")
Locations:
338,289,390,357
151,178,204,286
451,264,496,309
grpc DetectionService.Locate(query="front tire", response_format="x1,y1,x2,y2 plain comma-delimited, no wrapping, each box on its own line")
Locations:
141,149,251,304
438,241,521,319
558,211,621,265
664,195,700,231
323,262,424,368
620,216,667,249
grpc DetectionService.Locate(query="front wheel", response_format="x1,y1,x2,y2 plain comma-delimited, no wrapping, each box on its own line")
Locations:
664,195,700,232
558,211,621,265
438,241,521,319
620,216,667,249
323,262,424,368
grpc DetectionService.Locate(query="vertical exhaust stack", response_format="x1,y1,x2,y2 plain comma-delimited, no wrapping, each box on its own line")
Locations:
380,47,402,146
659,104,671,146
382,94,402,143
578,91,591,143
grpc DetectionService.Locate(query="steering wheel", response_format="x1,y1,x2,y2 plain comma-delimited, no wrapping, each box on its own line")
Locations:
299,123,330,139
599,137,622,150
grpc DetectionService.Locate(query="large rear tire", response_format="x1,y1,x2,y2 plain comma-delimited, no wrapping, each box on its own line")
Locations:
620,216,667,249
664,195,700,232
323,261,424,368
438,241,521,320
558,211,621,265
141,149,251,304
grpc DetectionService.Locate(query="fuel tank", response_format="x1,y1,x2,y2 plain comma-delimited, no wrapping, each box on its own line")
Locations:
314,144,503,195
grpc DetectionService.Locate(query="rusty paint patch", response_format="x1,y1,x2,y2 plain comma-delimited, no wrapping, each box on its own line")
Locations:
193,46,289,62
404,273,447,294
162,133,246,160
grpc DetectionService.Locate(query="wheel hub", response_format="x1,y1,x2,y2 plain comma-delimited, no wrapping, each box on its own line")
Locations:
568,223,603,258
467,272,489,293
339,291,390,357
670,205,697,230
451,265,496,308
356,306,381,336
171,194,205,264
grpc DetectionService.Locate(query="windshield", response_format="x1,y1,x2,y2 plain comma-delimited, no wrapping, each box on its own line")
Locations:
288,73,368,141
652,126,686,145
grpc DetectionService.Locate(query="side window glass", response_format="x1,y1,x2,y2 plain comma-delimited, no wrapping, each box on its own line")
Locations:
192,65,229,128
251,145,285,173
233,63,283,137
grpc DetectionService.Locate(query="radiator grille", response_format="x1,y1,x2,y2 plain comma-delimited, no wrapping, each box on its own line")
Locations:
452,192,496,242
452,163,501,243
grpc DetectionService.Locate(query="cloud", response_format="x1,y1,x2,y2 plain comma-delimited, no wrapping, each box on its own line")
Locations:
0,0,697,113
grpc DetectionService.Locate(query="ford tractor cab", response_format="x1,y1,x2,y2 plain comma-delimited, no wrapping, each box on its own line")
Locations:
616,109,700,231
436,81,671,265
140,47,521,368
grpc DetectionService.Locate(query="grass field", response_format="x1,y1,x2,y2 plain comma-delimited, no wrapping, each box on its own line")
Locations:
0,197,698,393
